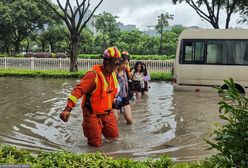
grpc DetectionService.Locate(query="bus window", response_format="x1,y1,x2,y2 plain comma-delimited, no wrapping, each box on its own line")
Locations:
207,41,223,64
183,41,204,63
195,42,204,61
185,41,193,61
207,40,248,65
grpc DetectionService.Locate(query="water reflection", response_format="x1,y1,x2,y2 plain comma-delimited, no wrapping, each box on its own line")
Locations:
0,77,220,161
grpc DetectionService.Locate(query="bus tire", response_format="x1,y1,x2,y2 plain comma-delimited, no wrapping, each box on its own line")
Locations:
220,83,245,94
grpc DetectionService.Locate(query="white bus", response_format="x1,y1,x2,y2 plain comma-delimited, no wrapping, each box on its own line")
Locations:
173,29,248,93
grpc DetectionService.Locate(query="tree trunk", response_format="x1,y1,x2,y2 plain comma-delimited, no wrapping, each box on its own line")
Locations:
50,42,54,53
103,36,108,49
26,42,30,53
158,32,163,55
69,37,78,72
41,40,46,51
14,41,20,53
6,45,9,54
210,21,219,29
225,15,231,29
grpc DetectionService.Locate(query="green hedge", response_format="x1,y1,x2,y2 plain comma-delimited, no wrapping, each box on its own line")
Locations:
150,72,172,81
0,69,86,78
0,54,24,57
78,54,175,60
0,69,172,81
0,145,214,168
0,54,175,60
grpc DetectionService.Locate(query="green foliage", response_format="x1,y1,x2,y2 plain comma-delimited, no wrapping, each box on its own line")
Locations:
78,54,101,59
93,12,120,48
171,25,185,36
117,30,143,54
50,53,56,58
0,69,86,78
205,78,248,167
79,28,95,54
39,24,69,53
0,54,8,57
150,72,173,81
142,155,173,168
0,145,212,168
156,13,174,55
0,69,172,81
172,160,216,168
0,0,54,53
0,54,24,57
78,54,175,60
0,145,36,164
155,13,174,34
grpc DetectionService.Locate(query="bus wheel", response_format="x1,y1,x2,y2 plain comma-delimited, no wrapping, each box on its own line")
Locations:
219,83,245,94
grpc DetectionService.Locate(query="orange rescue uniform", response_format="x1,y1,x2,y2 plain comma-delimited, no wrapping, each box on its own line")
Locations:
66,65,119,147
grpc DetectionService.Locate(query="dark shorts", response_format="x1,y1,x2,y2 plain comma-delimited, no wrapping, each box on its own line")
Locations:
132,80,142,92
112,97,130,110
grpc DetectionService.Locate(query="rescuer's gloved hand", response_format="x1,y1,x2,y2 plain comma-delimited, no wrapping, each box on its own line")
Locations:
59,107,72,122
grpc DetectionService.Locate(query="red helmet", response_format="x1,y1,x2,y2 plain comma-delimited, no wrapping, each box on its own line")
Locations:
102,47,121,59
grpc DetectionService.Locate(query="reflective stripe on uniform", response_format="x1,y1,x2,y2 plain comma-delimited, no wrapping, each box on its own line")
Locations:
99,71,108,91
68,95,78,104
112,71,118,88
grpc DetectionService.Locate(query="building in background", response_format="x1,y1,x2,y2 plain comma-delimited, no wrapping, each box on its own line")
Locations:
117,22,138,31
143,24,199,36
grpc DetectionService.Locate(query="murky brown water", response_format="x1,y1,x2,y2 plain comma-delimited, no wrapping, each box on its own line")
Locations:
0,77,221,161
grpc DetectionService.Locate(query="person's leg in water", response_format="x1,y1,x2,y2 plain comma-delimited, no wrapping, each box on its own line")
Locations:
121,97,133,124
113,108,119,123
102,112,119,142
112,100,121,124
135,91,142,99
142,91,148,96
82,114,103,147
142,81,149,96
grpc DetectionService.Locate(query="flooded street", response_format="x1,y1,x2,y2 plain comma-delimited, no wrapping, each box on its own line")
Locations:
0,77,221,161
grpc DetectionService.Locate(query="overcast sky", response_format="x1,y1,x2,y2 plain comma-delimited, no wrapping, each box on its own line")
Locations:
57,0,246,30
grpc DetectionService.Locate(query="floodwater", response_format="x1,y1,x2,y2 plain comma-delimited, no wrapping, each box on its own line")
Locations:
0,77,221,161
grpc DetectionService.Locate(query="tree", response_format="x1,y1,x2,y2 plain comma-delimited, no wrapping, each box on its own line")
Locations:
238,0,248,24
0,0,53,54
172,0,242,29
93,12,120,50
139,34,159,55
162,31,178,56
44,25,68,53
78,28,94,54
155,13,174,55
0,2,11,53
118,30,143,54
41,0,103,72
171,25,185,36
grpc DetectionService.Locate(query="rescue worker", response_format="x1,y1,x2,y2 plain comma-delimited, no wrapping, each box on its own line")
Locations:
59,47,121,147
